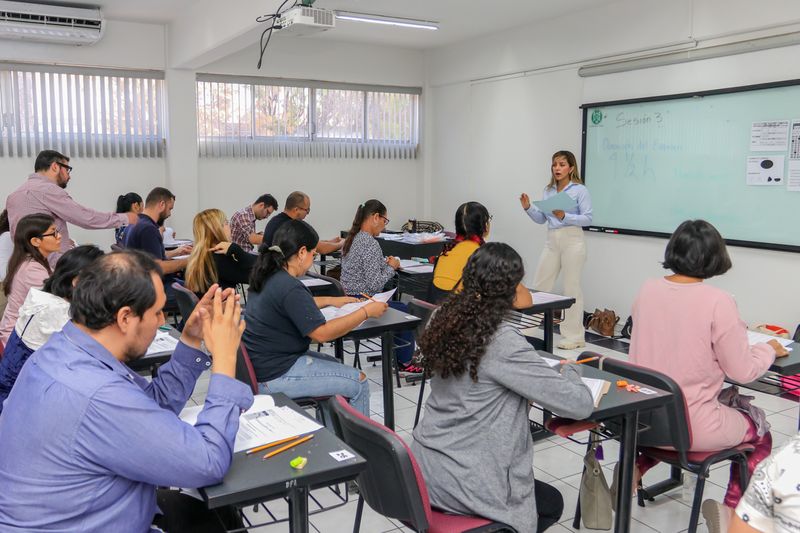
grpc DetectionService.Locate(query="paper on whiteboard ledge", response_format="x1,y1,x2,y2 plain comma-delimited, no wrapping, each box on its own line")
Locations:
320,288,396,321
747,330,794,351
746,156,785,186
179,395,322,453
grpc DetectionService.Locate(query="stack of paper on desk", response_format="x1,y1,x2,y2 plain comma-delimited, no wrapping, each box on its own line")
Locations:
320,288,396,322
529,291,574,304
146,330,179,356
179,395,322,453
747,331,794,351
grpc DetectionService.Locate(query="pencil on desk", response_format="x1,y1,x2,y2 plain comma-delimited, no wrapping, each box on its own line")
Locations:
359,293,377,302
263,434,314,460
560,356,599,365
246,435,301,455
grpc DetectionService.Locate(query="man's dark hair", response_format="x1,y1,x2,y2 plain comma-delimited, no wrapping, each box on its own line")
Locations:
663,219,732,279
43,245,104,300
145,187,176,208
284,191,308,210
71,250,164,330
34,150,69,173
255,194,278,210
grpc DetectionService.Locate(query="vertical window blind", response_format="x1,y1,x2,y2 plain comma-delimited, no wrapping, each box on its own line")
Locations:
196,75,420,159
0,64,165,158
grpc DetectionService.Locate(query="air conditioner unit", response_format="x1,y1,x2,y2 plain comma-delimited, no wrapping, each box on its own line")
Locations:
276,6,335,37
0,0,104,45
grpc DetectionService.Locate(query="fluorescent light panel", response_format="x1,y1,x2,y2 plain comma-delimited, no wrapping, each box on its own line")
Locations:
335,11,438,31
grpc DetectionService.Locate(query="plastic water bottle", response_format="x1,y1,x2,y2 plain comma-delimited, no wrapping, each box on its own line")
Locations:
682,473,697,503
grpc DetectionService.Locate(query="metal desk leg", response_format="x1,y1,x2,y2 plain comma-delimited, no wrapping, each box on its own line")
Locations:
382,331,396,430
288,486,309,533
614,411,639,533
334,338,344,362
543,310,554,353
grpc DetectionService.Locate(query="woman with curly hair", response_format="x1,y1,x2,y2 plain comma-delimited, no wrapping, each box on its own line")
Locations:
411,242,594,533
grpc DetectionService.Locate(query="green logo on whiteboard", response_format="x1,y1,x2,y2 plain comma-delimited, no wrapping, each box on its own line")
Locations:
591,109,603,125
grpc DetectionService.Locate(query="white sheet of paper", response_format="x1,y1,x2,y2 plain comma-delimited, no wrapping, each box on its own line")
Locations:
581,377,608,407
301,277,331,287
750,120,790,151
402,264,434,274
746,156,785,185
532,191,578,213
790,121,800,160
399,259,422,268
146,330,179,356
320,289,396,321
172,254,191,260
530,291,574,304
179,395,322,453
747,330,794,351
543,358,561,368
788,160,800,192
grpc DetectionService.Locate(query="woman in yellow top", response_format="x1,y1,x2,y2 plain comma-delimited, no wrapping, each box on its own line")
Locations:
430,201,532,309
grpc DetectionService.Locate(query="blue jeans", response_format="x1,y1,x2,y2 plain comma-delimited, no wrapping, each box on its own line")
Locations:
258,351,370,418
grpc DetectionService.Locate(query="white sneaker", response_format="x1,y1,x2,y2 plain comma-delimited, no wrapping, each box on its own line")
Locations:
701,499,732,533
557,339,586,350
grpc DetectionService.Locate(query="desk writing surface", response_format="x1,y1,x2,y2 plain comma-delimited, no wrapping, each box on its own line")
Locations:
200,393,365,509
348,307,421,339
766,341,800,375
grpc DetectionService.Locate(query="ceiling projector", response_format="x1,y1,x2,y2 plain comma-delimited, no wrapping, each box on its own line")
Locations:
276,5,335,36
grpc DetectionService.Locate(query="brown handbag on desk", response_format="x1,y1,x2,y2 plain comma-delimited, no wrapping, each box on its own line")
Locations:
587,309,619,337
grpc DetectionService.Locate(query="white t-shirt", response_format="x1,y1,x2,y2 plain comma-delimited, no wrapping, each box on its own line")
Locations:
0,232,12,281
736,433,800,533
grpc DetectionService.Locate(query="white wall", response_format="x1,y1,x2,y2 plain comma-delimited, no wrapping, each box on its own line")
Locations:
424,0,800,329
195,36,426,237
0,20,168,250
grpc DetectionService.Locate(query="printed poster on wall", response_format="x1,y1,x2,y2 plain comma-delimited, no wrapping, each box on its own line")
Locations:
746,156,785,186
750,120,790,151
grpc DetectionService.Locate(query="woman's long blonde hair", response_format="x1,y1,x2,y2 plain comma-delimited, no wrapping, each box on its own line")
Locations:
546,150,583,189
185,208,228,293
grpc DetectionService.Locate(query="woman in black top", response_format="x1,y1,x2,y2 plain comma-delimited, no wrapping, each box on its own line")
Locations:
185,208,257,294
242,219,388,417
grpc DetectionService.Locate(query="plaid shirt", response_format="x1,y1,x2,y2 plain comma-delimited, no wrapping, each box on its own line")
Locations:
229,205,256,252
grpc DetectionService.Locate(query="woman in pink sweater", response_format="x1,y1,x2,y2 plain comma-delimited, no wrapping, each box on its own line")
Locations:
629,219,786,533
0,214,61,347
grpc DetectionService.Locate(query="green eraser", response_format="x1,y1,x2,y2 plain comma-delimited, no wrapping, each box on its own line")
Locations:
290,456,308,469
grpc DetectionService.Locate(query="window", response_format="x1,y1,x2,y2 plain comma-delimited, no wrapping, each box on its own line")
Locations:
0,64,165,158
196,75,420,159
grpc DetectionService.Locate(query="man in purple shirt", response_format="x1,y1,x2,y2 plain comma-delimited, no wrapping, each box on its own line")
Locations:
5,150,138,264
0,250,252,532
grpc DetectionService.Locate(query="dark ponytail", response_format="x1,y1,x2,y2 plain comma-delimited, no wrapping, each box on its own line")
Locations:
342,199,387,256
116,192,143,213
0,209,9,235
250,219,319,292
442,201,491,255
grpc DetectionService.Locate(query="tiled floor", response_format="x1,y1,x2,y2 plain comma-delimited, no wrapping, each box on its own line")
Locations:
186,332,800,533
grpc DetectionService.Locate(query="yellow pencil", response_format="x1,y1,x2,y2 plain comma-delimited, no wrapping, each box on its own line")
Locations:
262,434,314,460
560,356,599,365
246,435,301,455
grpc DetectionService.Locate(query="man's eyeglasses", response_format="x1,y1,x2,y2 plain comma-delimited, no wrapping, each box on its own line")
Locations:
41,229,61,239
298,206,311,214
56,162,73,174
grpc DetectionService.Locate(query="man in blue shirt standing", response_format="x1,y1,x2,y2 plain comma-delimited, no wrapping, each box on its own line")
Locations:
0,250,252,532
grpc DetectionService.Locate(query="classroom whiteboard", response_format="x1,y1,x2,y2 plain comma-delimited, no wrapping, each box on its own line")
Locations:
581,80,800,252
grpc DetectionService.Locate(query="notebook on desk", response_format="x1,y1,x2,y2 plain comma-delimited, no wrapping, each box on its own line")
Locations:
582,377,610,408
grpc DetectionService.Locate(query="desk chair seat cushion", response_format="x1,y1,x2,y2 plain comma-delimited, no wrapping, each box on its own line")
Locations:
640,443,756,467
544,418,599,438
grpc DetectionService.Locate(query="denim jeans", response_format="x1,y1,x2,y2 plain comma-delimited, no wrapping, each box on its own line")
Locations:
258,351,370,418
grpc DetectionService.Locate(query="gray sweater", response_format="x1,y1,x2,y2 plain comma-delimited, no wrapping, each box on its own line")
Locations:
411,324,594,533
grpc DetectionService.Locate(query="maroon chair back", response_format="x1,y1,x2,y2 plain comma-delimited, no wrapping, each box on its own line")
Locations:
236,342,259,394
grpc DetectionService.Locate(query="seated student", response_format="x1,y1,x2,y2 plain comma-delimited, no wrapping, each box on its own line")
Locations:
339,200,423,374
0,214,61,346
229,193,278,252
628,219,787,533
430,201,533,309
262,191,343,253
412,242,594,533
185,209,257,295
340,199,400,296
730,432,800,533
242,219,386,417
124,187,192,309
114,192,143,245
0,210,12,319
0,245,103,414
0,251,250,532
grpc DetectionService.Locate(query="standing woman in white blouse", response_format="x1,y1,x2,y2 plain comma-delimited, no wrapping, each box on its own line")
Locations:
519,150,593,349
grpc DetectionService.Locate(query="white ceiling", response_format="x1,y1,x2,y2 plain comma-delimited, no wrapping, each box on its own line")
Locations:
76,0,618,49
